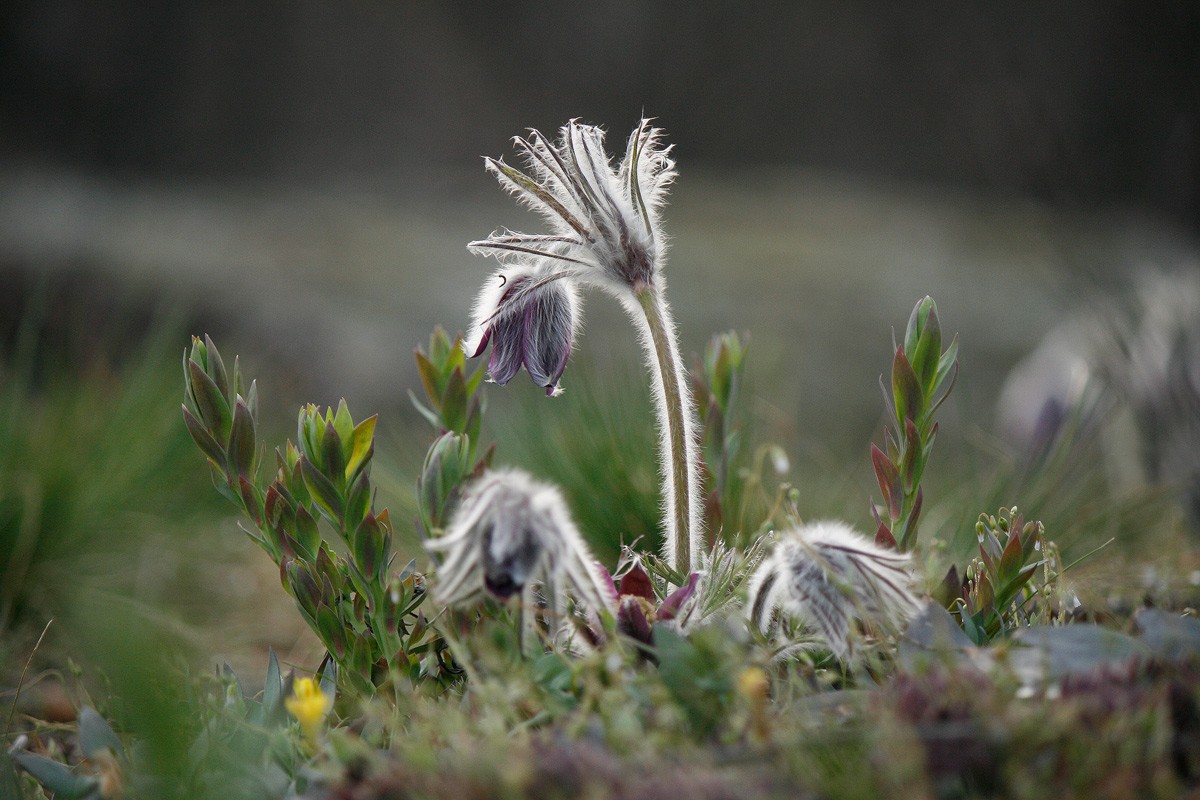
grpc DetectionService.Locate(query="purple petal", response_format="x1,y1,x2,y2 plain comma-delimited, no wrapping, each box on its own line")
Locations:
618,564,655,602
522,281,575,394
468,327,492,359
657,572,699,621
595,562,619,604
617,596,654,645
486,311,525,385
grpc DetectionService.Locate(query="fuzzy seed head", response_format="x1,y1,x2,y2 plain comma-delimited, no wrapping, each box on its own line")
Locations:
425,468,616,616
746,520,921,661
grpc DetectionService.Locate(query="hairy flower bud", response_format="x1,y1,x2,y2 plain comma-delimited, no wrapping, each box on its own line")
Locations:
426,469,616,616
747,520,920,661
466,267,579,396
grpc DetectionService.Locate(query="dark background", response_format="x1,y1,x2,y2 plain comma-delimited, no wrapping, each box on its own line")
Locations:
2,1,1198,227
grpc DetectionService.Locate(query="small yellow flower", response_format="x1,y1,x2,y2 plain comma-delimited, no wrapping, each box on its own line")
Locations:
285,677,333,746
737,666,770,742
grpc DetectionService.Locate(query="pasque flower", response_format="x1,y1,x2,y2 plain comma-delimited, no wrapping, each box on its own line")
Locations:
746,520,921,661
465,262,579,396
468,119,703,577
425,468,616,618
609,563,700,647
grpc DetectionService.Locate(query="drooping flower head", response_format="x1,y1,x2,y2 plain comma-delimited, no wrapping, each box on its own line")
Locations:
468,119,676,297
465,261,580,396
466,119,702,579
746,520,921,661
425,468,616,617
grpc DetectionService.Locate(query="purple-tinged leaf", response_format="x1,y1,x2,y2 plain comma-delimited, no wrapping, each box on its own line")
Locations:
875,522,897,550
892,347,923,426
658,572,700,621
182,405,225,466
188,358,232,443
871,444,902,519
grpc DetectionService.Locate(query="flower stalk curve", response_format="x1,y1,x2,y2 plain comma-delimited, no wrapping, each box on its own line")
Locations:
466,119,703,576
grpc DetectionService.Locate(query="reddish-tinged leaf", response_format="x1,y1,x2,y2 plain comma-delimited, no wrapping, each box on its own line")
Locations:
901,417,920,492
619,564,655,601
899,487,923,551
188,358,232,442
871,444,902,519
875,522,897,550
238,476,261,525
302,455,345,523
659,572,700,621
932,564,961,609
999,528,1023,582
892,347,923,425
228,397,256,477
183,405,225,465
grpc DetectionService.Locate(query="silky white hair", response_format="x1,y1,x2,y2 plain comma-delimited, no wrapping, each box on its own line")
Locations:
746,520,921,661
426,468,616,620
466,119,703,573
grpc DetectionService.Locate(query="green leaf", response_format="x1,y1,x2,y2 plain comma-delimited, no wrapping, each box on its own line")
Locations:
78,707,123,759
332,399,355,458
302,456,345,524
891,347,922,425
899,488,923,551
353,513,388,584
188,358,232,443
933,335,959,395
903,296,932,358
409,391,443,430
263,646,282,720
345,415,377,483
298,405,323,464
227,397,257,477
316,605,347,657
415,350,443,410
238,476,262,524
998,529,1024,583
246,378,259,423
203,334,230,397
319,657,338,699
900,417,920,493
344,471,371,529
910,314,941,394
293,504,321,561
12,752,100,798
442,368,469,433
429,326,452,364
870,444,902,519
286,561,321,616
263,482,293,531
322,420,346,489
182,405,225,465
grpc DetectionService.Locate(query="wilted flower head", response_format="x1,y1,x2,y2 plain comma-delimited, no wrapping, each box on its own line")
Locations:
464,261,580,396
469,119,676,297
747,520,921,661
426,468,616,617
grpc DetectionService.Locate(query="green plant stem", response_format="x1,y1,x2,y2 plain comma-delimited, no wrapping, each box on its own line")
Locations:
635,288,700,577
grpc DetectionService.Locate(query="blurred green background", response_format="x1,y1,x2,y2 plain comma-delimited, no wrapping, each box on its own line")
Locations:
0,2,1197,688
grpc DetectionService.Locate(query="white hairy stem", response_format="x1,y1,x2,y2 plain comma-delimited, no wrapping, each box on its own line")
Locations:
632,286,702,577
